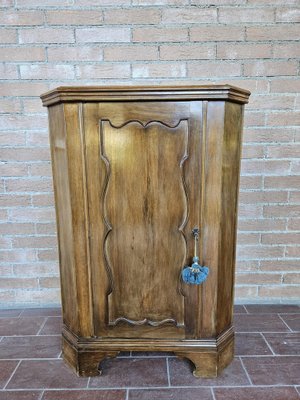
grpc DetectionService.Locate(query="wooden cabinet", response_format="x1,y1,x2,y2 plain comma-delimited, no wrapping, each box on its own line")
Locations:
41,85,250,378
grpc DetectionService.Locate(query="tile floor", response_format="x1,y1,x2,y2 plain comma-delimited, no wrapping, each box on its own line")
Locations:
0,305,299,400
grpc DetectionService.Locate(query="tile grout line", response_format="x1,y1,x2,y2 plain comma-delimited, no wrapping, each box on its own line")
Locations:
166,357,171,387
210,387,217,400
86,377,90,389
38,389,44,400
243,305,250,314
3,360,22,390
278,314,293,332
36,317,48,336
239,356,254,386
125,388,129,400
260,332,276,355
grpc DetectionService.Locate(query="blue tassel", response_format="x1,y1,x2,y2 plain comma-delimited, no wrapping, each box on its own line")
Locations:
182,257,209,285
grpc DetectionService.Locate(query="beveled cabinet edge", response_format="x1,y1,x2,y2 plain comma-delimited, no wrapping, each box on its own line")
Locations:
40,85,250,107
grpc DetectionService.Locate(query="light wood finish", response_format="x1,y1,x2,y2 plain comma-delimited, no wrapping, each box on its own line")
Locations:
41,85,250,377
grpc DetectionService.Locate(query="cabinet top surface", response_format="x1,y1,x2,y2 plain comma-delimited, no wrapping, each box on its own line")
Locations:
41,84,251,107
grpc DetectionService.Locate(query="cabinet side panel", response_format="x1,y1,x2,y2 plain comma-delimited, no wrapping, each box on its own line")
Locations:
200,102,225,338
48,104,78,333
64,103,93,337
217,102,244,334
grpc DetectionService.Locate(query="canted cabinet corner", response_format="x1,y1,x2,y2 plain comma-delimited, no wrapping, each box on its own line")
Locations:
41,85,250,378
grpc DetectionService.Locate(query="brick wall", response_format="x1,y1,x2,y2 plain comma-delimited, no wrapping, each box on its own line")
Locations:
0,0,299,307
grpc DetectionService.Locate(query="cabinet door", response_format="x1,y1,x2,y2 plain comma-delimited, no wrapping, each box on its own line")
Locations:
83,101,205,339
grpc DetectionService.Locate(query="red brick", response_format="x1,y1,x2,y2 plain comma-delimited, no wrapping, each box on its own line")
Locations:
0,11,44,25
0,249,36,263
19,28,74,44
1,148,50,162
239,176,263,190
160,44,215,60
262,233,300,245
266,111,300,127
133,0,188,4
239,190,288,204
22,99,45,114
0,278,38,289
265,176,300,190
76,0,130,4
236,273,282,285
283,273,300,284
237,232,260,244
290,191,300,203
0,82,48,96
0,237,12,249
264,204,300,218
162,7,217,23
29,163,52,177
241,160,290,175
46,10,103,25
36,224,56,236
267,144,300,158
243,111,265,127
187,61,241,78
276,7,300,22
47,46,103,62
244,60,297,77
104,45,158,61
0,64,18,79
249,0,298,3
37,248,58,261
247,95,295,110
20,64,75,80
238,218,286,232
32,194,54,207
0,115,47,130
6,178,53,193
258,286,300,299
286,246,300,258
288,218,300,230
133,27,188,42
247,25,300,41
0,194,31,207
260,260,300,271
39,277,60,288
291,161,300,174
0,132,26,146
244,128,295,143
190,26,244,41
132,63,186,78
237,245,284,259
238,204,263,218
13,236,56,249
0,223,35,235
0,99,20,114
10,207,55,223
217,43,272,59
234,286,258,298
26,132,50,147
0,0,14,6
273,43,300,58
219,7,274,23
104,8,161,24
13,263,58,277
76,27,130,43
76,64,131,79
0,47,46,62
271,79,300,93
241,144,265,159
236,260,260,272
0,28,17,43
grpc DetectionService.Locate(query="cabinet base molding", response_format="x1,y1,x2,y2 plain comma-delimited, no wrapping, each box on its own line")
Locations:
62,325,234,378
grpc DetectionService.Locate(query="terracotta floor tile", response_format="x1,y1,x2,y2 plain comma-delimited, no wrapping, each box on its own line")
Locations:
214,387,300,400
22,308,61,317
0,336,61,359
235,333,272,356
39,317,62,335
242,356,300,385
89,358,168,388
0,310,23,318
0,317,45,336
245,304,300,314
263,332,300,355
0,391,42,400
0,361,19,389
128,388,213,400
234,305,247,314
280,314,300,331
42,389,126,400
7,360,88,389
234,314,289,332
169,358,250,386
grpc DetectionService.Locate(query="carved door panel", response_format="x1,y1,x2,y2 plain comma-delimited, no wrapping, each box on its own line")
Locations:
83,101,204,338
